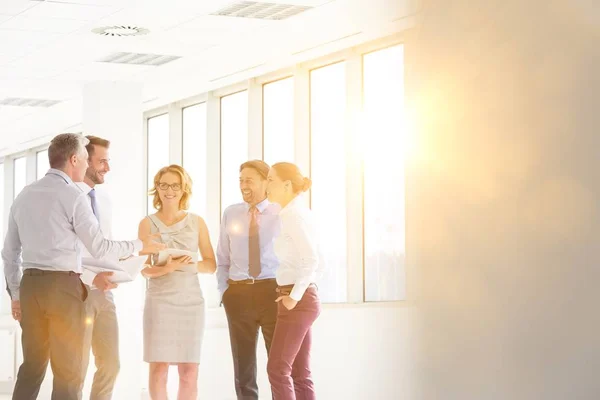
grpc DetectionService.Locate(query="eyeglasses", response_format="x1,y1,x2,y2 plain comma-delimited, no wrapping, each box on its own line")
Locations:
157,183,182,191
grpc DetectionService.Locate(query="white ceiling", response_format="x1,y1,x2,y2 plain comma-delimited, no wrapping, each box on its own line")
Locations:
0,0,416,154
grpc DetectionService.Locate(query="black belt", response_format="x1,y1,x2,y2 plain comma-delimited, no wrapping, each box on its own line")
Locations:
23,268,81,276
227,278,276,285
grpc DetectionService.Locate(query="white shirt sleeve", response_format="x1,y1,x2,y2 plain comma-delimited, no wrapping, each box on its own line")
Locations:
2,210,23,301
287,213,319,301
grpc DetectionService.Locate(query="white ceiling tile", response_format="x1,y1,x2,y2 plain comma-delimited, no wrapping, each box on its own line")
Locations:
0,16,91,33
55,0,132,5
93,7,197,32
20,2,119,21
0,106,36,124
0,0,39,16
0,79,79,102
0,30,62,56
0,64,67,80
0,14,14,24
52,61,152,82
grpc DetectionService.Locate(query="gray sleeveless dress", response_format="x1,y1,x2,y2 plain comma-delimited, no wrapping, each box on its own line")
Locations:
143,213,206,363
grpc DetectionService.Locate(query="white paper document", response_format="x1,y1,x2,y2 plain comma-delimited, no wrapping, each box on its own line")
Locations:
82,255,148,283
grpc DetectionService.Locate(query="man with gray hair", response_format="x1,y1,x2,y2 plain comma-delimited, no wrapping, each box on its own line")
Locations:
2,133,165,400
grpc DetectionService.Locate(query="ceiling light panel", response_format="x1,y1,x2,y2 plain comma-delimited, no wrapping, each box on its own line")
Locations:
210,1,312,20
0,97,61,107
97,52,181,66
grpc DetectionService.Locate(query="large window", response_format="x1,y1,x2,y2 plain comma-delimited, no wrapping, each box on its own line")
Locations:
147,114,170,213
363,45,406,301
182,103,207,218
36,149,49,179
310,62,347,303
220,91,248,212
13,157,27,200
142,39,406,306
263,77,294,165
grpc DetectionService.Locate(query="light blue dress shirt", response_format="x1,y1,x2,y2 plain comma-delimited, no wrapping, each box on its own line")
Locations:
216,198,280,297
2,169,142,301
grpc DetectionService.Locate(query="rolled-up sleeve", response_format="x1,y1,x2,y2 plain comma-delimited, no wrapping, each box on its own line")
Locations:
2,210,23,301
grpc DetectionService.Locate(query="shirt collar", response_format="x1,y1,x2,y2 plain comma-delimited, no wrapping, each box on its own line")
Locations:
279,194,304,216
75,181,93,195
47,168,74,185
247,197,271,214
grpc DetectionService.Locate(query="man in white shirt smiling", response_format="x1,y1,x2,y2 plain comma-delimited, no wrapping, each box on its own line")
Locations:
2,133,165,400
78,135,122,400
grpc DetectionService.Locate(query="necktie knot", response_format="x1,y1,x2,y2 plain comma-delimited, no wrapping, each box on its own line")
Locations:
88,188,96,198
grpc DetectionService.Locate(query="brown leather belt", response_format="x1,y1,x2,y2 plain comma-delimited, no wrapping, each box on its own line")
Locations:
24,268,81,276
227,278,276,285
276,283,317,296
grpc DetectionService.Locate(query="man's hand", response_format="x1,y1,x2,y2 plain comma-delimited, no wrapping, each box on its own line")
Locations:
141,233,166,254
275,295,298,310
11,300,21,322
93,272,118,292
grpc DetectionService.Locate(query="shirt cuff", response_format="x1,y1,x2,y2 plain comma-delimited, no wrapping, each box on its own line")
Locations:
289,282,309,302
132,239,143,253
9,288,20,302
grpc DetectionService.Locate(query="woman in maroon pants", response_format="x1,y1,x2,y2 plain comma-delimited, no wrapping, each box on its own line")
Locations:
265,162,323,400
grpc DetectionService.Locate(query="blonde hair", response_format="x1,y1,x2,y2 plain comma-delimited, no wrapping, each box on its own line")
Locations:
271,162,312,193
149,165,193,211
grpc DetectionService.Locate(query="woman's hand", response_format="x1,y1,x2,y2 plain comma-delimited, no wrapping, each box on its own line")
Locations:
276,295,298,310
164,255,193,271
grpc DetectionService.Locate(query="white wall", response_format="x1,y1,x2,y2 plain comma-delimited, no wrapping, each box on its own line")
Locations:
407,0,600,399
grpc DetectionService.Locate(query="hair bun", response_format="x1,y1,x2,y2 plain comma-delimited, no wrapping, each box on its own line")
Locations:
302,177,312,192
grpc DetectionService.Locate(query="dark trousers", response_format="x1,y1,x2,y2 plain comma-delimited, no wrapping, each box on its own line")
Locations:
222,280,278,400
82,289,120,400
267,286,321,400
13,269,88,400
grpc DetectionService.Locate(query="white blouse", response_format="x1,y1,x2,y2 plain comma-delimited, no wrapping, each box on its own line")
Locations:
274,195,323,301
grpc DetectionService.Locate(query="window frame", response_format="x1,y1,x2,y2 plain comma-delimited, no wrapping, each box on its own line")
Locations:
0,33,408,310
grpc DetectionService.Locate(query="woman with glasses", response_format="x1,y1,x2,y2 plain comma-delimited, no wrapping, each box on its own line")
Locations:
138,164,216,400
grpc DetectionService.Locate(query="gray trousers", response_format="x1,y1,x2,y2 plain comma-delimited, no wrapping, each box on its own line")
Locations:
82,288,120,400
12,269,88,400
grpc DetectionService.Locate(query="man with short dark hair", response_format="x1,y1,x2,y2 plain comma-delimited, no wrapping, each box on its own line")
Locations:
217,160,280,399
78,135,121,400
2,133,164,400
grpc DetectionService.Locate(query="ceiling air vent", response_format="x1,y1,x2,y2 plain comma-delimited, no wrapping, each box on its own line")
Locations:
0,98,61,107
210,1,312,20
97,52,181,66
92,25,150,37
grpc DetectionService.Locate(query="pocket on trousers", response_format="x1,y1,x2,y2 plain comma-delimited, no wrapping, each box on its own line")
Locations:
79,279,89,302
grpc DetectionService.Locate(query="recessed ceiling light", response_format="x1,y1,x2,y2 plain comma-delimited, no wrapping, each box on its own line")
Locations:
92,25,149,37
211,1,313,20
0,98,61,108
97,52,181,66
